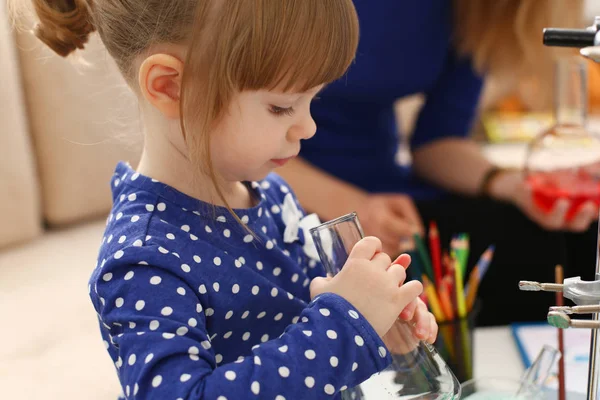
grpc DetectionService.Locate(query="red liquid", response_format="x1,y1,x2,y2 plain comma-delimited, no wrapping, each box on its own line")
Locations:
527,170,600,220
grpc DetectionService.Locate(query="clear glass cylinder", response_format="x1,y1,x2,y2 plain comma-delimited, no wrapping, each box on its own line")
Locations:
525,57,600,220
310,212,461,400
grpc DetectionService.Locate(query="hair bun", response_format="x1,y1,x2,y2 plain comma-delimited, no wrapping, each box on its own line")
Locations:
33,0,96,57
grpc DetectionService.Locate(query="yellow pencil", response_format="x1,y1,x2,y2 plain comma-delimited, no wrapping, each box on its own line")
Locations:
452,252,467,318
460,318,472,380
423,275,446,322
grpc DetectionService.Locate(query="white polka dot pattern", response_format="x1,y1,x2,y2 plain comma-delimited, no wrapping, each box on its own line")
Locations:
91,165,389,399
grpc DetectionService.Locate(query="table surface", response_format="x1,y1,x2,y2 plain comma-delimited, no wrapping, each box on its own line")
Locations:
472,326,525,380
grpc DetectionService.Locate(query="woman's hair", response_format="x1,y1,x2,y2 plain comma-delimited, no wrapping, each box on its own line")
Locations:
453,0,585,109
13,0,359,225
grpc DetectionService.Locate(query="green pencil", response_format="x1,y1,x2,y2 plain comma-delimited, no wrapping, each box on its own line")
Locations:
453,234,469,277
413,233,434,281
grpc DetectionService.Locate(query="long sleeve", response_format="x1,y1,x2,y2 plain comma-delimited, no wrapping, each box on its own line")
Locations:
410,50,484,149
95,261,392,399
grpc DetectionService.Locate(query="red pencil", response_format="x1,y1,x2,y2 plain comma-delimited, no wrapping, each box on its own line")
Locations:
443,272,457,318
555,265,566,400
429,221,443,288
442,250,452,276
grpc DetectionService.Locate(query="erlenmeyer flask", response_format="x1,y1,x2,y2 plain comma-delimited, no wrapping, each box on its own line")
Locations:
525,57,600,219
310,212,461,400
461,345,558,400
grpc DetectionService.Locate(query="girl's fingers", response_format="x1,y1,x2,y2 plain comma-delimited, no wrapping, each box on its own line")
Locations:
399,298,418,321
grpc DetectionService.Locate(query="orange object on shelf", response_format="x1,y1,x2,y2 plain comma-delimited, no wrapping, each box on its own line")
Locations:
589,60,600,113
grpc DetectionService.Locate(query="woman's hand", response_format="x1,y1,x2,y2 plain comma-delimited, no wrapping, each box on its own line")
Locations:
354,194,424,256
488,169,598,232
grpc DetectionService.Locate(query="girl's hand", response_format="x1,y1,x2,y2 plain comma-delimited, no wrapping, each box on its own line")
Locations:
310,237,423,337
391,253,437,343
381,297,437,355
399,297,438,344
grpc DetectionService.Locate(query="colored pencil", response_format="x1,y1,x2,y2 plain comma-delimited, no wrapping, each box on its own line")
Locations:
442,250,452,276
423,275,445,322
437,323,455,360
429,221,443,288
464,245,495,311
452,234,469,277
438,281,455,321
555,265,566,400
452,251,467,318
460,317,472,380
408,250,423,282
460,233,470,276
477,245,494,280
464,266,480,313
413,233,434,281
444,272,457,318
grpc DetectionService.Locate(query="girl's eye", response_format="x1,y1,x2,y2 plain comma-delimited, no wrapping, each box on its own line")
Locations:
269,105,295,116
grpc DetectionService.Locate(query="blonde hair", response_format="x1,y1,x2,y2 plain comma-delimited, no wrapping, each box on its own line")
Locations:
453,0,585,109
13,0,359,225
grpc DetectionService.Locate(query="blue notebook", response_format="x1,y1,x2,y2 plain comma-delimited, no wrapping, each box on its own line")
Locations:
511,322,591,394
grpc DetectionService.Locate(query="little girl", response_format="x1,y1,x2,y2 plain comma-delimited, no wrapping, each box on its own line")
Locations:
18,0,437,398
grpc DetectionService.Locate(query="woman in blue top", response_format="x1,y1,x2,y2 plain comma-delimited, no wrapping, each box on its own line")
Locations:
278,0,596,326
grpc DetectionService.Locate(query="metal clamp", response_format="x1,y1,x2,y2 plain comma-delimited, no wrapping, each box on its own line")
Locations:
519,277,600,305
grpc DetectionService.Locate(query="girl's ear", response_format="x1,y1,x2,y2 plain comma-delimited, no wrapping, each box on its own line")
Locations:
138,54,184,119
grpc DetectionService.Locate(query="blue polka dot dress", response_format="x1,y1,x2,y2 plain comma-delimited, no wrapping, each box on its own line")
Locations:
89,162,392,399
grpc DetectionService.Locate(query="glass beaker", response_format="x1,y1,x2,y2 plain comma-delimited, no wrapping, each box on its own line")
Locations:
460,345,559,400
525,57,600,220
310,212,461,400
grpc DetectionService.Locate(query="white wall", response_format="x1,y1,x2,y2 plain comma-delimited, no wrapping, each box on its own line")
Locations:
585,0,600,20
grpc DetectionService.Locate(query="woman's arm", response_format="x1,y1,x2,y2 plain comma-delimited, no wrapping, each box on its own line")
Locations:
413,136,598,232
411,137,493,196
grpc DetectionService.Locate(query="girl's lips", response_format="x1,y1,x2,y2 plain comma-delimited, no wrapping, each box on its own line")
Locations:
271,156,295,166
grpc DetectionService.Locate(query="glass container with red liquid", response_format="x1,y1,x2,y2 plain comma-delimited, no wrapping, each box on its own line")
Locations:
525,57,600,221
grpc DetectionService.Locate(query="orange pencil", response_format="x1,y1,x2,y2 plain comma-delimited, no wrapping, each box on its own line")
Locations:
438,281,455,321
465,266,480,312
429,221,443,288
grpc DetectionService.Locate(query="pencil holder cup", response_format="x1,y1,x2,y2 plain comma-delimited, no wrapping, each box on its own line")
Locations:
309,212,462,400
433,306,480,384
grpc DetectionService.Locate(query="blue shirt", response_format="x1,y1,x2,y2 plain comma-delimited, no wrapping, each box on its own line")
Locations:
89,162,391,399
302,0,484,200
